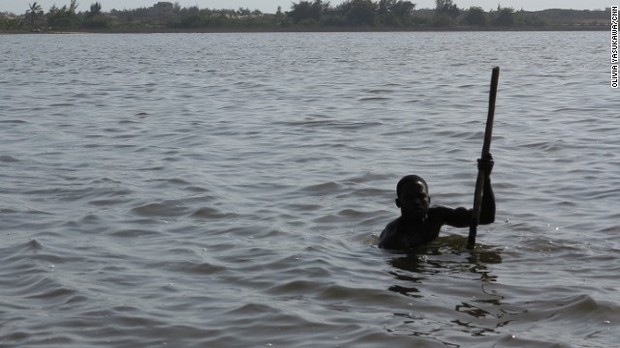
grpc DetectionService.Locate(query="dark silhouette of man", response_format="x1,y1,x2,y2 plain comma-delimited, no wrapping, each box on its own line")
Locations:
378,154,495,251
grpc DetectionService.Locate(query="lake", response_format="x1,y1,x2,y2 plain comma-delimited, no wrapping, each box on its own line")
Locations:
0,31,618,347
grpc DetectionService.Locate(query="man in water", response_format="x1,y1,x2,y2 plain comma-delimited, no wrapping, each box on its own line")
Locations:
378,154,495,251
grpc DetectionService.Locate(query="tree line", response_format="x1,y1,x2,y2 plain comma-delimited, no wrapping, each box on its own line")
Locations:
0,0,609,32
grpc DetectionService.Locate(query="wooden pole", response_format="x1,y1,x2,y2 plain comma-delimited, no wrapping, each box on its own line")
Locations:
467,66,500,249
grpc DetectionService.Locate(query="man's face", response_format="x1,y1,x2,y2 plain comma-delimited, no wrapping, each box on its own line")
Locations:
397,180,430,219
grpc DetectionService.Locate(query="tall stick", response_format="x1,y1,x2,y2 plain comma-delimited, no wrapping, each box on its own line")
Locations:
468,66,500,249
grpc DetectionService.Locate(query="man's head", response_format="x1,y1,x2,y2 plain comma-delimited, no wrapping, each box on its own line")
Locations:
395,175,431,219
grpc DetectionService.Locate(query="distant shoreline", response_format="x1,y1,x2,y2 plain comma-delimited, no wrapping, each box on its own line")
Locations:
1,25,607,35
3,5,609,35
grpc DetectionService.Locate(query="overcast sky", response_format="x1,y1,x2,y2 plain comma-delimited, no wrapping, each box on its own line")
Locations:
2,0,612,14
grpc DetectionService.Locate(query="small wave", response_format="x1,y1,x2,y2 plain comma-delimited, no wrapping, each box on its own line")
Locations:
130,202,190,217
177,262,226,275
507,294,619,338
277,119,383,130
27,239,44,251
190,207,239,219
107,229,162,238
0,119,28,124
299,181,343,194
552,107,600,113
265,279,320,295
88,198,131,206
0,241,85,316
0,155,19,163
27,286,78,300
519,139,567,152
337,208,369,218
359,96,391,101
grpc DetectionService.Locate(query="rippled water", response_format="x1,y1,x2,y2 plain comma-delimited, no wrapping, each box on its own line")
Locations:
1,31,618,347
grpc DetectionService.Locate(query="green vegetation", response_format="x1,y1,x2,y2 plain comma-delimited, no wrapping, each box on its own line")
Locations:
26,2,44,29
0,0,609,33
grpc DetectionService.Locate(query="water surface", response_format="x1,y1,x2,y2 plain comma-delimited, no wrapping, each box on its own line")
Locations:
1,31,618,347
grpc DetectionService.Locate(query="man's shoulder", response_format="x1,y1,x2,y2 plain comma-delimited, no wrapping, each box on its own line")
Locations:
378,217,401,245
381,217,400,235
427,205,451,219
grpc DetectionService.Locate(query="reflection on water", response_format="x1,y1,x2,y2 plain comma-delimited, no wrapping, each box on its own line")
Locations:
385,236,518,342
382,232,618,347
387,236,502,279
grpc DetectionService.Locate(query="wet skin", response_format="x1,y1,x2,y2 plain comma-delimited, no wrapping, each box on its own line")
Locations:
378,157,495,251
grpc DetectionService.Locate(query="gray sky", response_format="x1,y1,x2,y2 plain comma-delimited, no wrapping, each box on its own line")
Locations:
2,0,612,14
